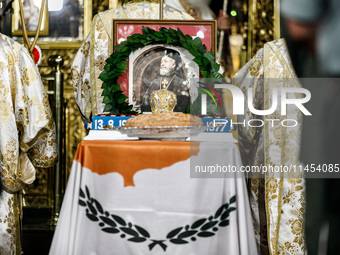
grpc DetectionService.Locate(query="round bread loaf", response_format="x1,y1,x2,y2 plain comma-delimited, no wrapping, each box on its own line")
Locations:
125,113,203,127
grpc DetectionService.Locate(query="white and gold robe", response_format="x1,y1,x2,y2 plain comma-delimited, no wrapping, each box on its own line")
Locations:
71,1,193,122
164,0,215,20
0,33,57,255
233,39,306,255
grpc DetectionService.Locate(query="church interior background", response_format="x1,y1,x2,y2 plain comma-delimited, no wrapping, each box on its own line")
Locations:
0,0,279,253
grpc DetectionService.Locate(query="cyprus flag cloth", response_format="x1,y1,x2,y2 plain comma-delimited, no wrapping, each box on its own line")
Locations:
50,141,257,255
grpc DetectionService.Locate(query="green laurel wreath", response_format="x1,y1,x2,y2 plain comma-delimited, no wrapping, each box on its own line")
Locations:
79,185,236,251
98,26,223,114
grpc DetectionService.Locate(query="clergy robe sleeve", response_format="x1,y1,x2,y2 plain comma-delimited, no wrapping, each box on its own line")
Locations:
71,34,92,123
232,39,306,255
0,43,57,194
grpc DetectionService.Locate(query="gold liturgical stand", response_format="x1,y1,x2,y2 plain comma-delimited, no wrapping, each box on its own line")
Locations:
43,55,64,228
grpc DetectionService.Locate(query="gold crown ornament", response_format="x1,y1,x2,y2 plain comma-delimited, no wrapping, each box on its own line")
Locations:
149,89,177,114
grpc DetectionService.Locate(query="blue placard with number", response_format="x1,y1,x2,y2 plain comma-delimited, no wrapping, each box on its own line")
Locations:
91,115,234,132
201,117,233,133
92,116,133,130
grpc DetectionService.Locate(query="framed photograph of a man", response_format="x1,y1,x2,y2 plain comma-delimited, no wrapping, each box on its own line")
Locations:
112,20,217,113
135,47,191,112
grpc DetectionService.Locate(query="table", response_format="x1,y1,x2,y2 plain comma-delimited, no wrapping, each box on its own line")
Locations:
49,140,257,255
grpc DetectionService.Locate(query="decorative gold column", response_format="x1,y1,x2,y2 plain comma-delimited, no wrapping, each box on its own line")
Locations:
247,0,280,60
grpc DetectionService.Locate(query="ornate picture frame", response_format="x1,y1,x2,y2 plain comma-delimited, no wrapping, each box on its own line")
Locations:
12,0,92,49
112,20,217,112
11,0,49,36
113,20,216,53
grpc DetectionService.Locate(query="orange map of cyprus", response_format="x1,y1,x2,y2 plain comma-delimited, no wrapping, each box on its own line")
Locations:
75,140,200,186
